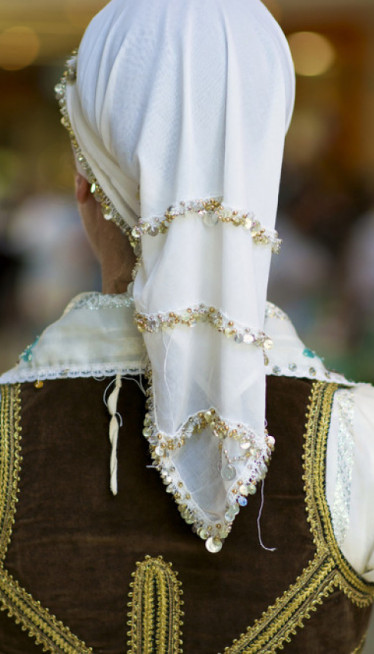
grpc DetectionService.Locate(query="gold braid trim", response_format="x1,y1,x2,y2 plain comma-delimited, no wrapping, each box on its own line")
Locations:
222,553,336,654
126,555,184,654
351,633,368,654
0,384,21,561
223,381,373,654
0,569,93,654
0,384,92,653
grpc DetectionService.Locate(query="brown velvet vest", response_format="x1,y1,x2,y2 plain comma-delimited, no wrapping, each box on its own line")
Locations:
0,376,372,654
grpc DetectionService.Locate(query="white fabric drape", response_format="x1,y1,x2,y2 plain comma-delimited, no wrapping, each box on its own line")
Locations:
63,0,295,549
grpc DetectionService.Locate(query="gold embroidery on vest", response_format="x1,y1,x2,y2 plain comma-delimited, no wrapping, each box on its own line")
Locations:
306,382,374,606
222,381,374,654
0,384,93,654
0,381,372,654
127,555,184,654
0,384,21,561
351,633,368,654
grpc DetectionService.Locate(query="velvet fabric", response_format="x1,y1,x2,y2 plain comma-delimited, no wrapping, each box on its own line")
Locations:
0,376,371,653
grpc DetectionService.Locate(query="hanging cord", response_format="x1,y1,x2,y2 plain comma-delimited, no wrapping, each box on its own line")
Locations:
121,373,146,395
102,372,147,492
257,479,277,552
105,373,123,496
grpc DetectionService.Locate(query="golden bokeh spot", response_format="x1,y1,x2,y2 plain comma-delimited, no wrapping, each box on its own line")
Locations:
262,0,283,23
64,0,106,28
288,31,336,78
0,26,40,71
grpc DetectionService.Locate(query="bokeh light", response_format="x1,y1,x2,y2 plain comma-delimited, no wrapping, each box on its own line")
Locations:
64,0,105,28
262,0,283,23
0,26,40,71
288,31,336,77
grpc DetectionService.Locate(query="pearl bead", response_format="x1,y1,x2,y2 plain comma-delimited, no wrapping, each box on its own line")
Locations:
205,537,223,554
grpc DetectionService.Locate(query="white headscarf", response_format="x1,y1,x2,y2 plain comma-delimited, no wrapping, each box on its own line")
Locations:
56,0,295,553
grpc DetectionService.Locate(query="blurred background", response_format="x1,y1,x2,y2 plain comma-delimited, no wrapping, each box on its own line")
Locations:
0,0,374,382
0,0,373,650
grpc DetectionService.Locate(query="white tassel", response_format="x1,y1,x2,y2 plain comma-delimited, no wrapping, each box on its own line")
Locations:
257,479,277,552
106,373,123,495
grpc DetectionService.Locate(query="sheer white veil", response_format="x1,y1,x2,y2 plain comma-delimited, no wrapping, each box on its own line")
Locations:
57,0,295,552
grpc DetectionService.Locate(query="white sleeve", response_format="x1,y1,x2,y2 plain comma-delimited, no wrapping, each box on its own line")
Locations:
326,384,374,582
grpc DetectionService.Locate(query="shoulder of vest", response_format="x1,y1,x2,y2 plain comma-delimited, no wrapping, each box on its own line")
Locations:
304,381,374,604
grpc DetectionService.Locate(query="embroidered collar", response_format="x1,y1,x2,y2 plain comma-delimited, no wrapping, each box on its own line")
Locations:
0,290,147,384
0,295,351,387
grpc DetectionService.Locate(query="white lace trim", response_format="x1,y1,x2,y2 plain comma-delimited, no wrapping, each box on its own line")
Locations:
0,364,145,385
64,289,134,314
331,388,355,546
0,361,351,387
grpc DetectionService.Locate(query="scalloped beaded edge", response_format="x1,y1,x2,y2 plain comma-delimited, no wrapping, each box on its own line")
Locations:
142,370,275,552
135,305,273,349
130,197,282,254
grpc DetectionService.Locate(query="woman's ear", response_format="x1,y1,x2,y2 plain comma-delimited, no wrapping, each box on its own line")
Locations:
75,173,91,204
